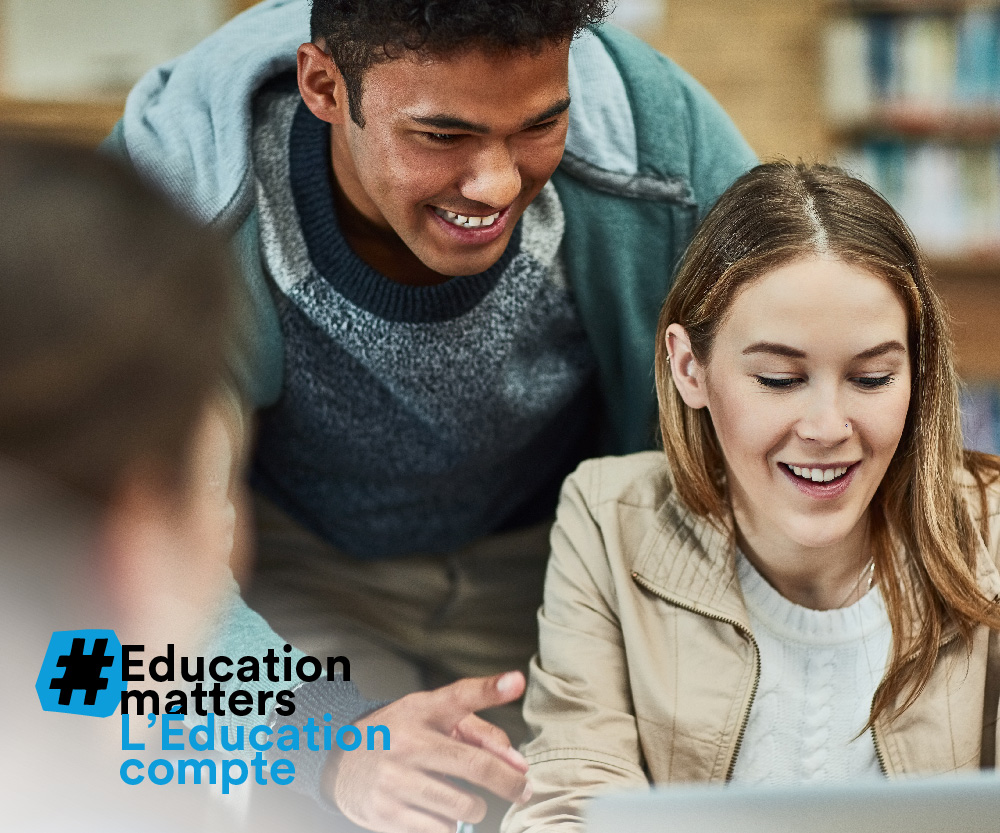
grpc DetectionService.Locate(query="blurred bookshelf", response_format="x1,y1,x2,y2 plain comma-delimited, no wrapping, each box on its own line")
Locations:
823,0,1000,389
0,0,259,145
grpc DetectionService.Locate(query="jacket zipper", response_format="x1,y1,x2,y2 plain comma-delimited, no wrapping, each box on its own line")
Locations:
631,571,760,781
869,627,962,777
870,725,888,775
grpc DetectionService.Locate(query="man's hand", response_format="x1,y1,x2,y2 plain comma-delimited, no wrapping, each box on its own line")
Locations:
326,671,532,833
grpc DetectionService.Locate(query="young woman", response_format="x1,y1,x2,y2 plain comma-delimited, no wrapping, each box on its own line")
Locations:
503,161,1000,832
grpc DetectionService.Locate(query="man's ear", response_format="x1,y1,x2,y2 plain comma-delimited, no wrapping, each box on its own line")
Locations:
665,323,709,410
297,43,349,125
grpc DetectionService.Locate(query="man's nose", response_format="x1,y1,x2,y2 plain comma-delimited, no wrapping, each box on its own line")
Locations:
458,142,522,210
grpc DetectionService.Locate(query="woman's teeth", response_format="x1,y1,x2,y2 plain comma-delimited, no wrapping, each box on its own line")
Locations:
434,207,501,228
788,464,850,483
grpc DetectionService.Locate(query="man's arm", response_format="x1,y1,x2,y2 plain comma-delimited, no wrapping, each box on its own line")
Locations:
190,406,531,829
204,547,531,830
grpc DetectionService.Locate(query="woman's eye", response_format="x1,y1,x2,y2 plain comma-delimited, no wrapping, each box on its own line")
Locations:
754,376,801,389
853,375,894,389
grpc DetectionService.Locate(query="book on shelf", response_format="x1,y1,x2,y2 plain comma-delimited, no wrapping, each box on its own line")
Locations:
962,383,1000,457
956,9,1000,104
824,7,1000,126
837,139,1000,256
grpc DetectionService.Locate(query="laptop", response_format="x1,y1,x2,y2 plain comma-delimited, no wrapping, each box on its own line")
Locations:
587,773,1000,833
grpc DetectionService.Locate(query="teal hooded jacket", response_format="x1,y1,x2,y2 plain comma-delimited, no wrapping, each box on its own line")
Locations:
104,0,756,456
101,0,757,793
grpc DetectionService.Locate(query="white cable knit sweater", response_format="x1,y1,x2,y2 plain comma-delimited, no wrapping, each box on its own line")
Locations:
730,550,893,784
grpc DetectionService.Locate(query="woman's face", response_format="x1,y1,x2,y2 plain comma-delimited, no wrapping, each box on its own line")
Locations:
670,255,912,558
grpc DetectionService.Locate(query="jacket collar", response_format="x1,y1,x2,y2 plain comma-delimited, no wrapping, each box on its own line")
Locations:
629,481,1000,632
629,487,751,629
973,527,1000,602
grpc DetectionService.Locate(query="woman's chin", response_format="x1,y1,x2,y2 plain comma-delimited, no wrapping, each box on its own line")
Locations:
778,512,866,553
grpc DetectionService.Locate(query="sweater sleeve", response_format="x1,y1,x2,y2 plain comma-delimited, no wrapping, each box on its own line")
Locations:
501,465,648,833
202,578,386,805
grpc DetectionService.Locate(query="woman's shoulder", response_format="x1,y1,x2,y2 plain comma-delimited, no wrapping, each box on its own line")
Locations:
955,457,1000,571
955,455,1000,524
564,450,675,512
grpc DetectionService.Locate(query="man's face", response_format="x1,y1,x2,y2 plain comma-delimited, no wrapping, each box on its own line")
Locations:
327,42,571,278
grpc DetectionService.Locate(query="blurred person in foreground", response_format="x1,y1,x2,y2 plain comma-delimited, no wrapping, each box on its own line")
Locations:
0,137,250,830
0,138,528,833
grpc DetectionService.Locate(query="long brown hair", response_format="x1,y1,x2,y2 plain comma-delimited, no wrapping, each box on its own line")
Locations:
655,160,1000,726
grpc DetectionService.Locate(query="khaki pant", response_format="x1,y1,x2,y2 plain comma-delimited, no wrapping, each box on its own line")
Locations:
244,495,551,831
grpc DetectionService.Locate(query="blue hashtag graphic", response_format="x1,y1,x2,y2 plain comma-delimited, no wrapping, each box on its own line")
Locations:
36,630,127,717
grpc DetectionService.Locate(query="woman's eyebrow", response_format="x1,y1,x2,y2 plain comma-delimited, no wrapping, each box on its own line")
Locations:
740,340,907,360
741,342,805,358
853,340,907,360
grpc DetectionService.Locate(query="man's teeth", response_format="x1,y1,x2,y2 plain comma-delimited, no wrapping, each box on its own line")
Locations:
789,465,850,483
434,207,501,228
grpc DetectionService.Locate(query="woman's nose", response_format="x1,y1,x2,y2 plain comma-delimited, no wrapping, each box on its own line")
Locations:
795,389,852,446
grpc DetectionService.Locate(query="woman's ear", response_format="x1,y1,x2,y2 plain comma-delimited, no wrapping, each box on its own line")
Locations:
666,323,709,410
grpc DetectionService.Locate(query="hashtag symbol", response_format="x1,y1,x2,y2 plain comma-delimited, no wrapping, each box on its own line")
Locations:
48,637,114,707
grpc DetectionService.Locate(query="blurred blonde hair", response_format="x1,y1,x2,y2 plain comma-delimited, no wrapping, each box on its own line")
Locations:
655,160,1000,727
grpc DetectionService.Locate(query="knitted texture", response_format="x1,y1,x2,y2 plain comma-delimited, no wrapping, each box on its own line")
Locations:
731,550,892,784
248,84,598,559
268,677,389,809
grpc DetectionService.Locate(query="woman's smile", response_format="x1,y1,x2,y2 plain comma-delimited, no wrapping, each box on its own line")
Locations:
777,460,860,500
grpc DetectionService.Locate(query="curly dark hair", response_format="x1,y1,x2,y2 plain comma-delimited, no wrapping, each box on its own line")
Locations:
310,0,610,126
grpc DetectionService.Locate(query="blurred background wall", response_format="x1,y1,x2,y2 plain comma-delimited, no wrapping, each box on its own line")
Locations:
0,0,830,157
633,0,829,161
0,0,996,448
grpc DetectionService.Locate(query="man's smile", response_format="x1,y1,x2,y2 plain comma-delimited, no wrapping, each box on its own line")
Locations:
426,204,512,245
432,206,503,228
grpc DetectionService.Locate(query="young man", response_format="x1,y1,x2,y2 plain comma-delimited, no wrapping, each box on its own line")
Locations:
105,1,756,830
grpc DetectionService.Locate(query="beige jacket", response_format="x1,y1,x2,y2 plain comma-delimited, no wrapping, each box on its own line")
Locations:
503,452,1000,832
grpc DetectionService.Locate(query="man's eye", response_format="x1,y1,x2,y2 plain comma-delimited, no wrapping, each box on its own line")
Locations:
754,376,801,389
527,120,558,133
853,375,894,389
425,132,460,144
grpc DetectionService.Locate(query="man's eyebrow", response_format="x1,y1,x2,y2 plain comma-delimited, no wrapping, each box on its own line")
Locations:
519,97,571,130
741,340,908,360
407,96,571,135
410,114,491,134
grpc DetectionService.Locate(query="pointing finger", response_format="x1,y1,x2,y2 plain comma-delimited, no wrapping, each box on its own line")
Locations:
427,671,526,730
453,713,528,773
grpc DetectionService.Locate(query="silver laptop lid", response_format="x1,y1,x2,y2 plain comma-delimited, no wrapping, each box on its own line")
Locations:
588,773,1000,833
